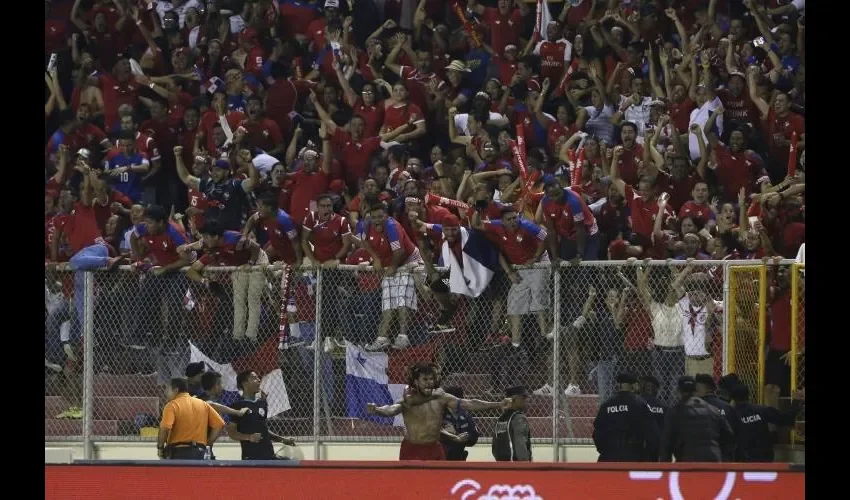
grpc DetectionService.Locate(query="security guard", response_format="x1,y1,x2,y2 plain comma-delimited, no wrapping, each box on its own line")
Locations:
660,376,734,462
440,386,480,461
730,384,804,462
639,375,668,431
695,373,738,431
492,386,532,462
717,373,742,403
593,373,660,462
158,377,226,459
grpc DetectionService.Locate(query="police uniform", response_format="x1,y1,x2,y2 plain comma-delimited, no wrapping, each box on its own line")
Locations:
230,397,276,460
593,373,661,462
732,385,803,462
440,399,480,461
696,374,739,435
660,376,735,462
492,386,532,462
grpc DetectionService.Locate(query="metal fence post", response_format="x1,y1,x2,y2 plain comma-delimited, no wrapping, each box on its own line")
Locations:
313,267,323,460
82,271,95,460
722,262,730,375
552,265,561,462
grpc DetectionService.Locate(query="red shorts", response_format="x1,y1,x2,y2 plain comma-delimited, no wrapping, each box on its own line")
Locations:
399,439,446,461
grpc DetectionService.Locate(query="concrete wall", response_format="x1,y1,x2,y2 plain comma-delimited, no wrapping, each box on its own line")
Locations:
45,442,601,463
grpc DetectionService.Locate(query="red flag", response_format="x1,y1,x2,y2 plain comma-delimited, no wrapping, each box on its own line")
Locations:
453,4,482,48
516,122,528,165
787,131,798,178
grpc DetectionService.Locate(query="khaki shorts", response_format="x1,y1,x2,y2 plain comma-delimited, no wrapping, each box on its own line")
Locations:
685,356,714,377
507,268,550,315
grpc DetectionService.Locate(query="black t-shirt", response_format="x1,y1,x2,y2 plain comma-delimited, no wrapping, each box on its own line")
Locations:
230,398,275,460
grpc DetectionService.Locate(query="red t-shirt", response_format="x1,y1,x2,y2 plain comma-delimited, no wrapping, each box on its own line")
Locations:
99,73,140,132
679,201,715,223
398,66,436,118
332,128,382,188
240,117,283,152
65,202,104,254
717,88,759,126
769,288,792,351
763,108,805,167
92,190,132,234
288,169,329,224
303,212,350,262
199,231,251,266
616,144,644,187
106,132,159,163
482,219,547,265
494,57,518,85
258,209,300,265
624,185,672,241
483,7,522,55
669,98,696,133
352,99,384,139
382,101,425,136
623,298,653,352
534,39,571,82
135,222,187,266
713,144,765,201
364,217,416,266
278,1,321,39
655,171,699,214
187,187,207,230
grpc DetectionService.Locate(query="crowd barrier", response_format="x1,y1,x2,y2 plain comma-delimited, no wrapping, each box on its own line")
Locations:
45,460,805,500
44,260,804,459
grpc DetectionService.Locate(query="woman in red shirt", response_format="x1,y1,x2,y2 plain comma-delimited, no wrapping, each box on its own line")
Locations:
339,76,384,139
381,82,426,144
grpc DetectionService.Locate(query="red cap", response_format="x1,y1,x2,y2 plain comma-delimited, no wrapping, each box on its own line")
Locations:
442,215,461,228
608,240,628,260
527,80,542,93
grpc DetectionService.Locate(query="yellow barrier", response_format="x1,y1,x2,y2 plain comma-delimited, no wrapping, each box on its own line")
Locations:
727,265,768,404
790,263,805,444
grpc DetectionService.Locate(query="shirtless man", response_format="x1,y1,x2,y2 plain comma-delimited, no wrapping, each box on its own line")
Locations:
366,362,512,460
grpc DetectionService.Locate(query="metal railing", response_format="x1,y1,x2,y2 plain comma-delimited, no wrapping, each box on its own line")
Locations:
44,259,800,460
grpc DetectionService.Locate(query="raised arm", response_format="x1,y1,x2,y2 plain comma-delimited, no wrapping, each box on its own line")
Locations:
747,66,770,120
635,264,652,310
609,146,627,197
648,48,665,99
448,108,471,146
173,146,200,189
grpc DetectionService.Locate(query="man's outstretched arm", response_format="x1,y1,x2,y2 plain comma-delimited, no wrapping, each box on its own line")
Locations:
446,394,511,413
366,402,404,417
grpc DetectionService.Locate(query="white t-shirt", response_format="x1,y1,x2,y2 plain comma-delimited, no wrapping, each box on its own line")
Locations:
677,295,713,357
453,112,508,136
252,154,281,179
688,96,723,160
619,95,654,144
649,302,684,348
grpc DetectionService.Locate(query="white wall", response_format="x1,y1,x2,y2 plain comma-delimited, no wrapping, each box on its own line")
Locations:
45,442,600,462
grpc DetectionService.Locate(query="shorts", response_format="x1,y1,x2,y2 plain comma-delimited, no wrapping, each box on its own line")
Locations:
507,268,550,315
766,348,791,396
382,272,417,311
399,439,446,461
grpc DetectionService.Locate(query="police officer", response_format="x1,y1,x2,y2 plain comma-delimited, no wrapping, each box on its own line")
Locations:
695,373,738,431
730,384,804,462
593,373,660,462
492,386,532,462
717,373,742,403
440,386,480,461
660,376,734,462
639,375,667,430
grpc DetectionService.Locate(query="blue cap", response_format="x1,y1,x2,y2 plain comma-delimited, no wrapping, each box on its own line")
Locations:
212,159,230,170
542,174,559,187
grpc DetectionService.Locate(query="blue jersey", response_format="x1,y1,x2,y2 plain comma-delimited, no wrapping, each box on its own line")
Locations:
104,154,147,202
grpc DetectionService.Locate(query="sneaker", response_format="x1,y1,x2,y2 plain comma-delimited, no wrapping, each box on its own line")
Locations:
322,337,336,353
478,333,510,351
391,334,411,350
106,256,129,271
365,337,391,351
564,384,582,396
533,384,554,396
55,406,83,419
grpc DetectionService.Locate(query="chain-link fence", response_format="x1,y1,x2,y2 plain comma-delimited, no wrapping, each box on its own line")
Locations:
727,265,767,404
791,263,805,444
45,260,797,459
45,268,84,440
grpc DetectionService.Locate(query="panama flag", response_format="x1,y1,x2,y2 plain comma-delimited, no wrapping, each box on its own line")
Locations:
189,337,291,418
438,226,499,298
345,342,408,427
533,0,555,41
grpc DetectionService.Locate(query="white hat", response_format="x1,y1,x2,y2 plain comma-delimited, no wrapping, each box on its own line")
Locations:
325,0,340,9
445,60,471,73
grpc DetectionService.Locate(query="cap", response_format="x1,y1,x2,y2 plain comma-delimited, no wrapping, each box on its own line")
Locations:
77,148,92,160
212,159,231,170
442,215,460,228
677,376,697,393
185,362,206,378
324,0,340,8
728,70,746,80
504,44,518,52
542,175,559,188
608,240,628,260
694,373,716,389
505,386,530,397
717,373,741,392
445,60,471,73
615,373,638,385
650,99,666,107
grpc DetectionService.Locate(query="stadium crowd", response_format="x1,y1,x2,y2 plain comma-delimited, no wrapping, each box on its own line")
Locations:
44,0,805,418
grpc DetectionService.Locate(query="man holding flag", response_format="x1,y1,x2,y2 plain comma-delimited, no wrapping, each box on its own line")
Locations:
522,0,572,86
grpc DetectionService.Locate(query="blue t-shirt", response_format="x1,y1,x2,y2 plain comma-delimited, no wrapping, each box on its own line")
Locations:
104,153,146,202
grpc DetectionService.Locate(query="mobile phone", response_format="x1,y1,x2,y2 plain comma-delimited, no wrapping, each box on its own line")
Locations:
47,53,58,72
752,36,766,48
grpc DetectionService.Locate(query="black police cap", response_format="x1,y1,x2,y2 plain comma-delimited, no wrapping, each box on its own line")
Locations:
694,373,716,389
678,376,697,393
